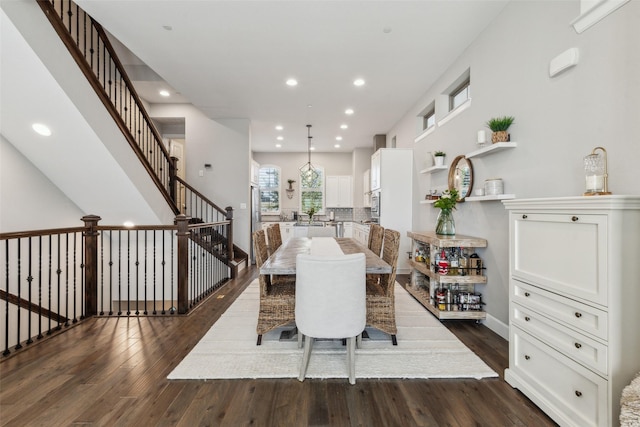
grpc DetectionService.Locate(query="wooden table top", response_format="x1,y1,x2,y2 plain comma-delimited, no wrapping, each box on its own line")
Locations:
259,237,392,275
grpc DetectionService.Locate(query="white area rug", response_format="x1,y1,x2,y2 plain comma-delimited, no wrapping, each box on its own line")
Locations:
167,280,498,380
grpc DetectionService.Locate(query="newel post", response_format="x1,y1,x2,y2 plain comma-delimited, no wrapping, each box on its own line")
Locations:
82,215,101,316
175,214,190,314
169,156,178,209
225,206,234,264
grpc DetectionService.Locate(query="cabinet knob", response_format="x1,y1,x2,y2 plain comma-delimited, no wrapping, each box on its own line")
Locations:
524,292,530,297
571,216,579,222
524,355,530,360
574,342,582,349
522,214,528,219
524,316,530,322
575,312,583,318
575,390,583,397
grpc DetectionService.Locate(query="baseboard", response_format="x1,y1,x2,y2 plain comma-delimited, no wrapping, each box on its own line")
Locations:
482,313,509,341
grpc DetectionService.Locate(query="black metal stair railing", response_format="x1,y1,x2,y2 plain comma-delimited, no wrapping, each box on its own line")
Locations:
0,215,232,358
37,0,179,212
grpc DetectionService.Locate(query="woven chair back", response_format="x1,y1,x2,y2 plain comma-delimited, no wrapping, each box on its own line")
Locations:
367,224,384,257
267,223,283,253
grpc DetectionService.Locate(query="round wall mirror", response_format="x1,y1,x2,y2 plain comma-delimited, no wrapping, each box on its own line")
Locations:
448,155,474,201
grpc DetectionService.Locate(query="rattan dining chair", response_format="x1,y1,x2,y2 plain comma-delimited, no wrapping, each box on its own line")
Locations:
266,223,283,254
295,253,366,385
253,229,296,345
365,228,401,345
367,224,384,257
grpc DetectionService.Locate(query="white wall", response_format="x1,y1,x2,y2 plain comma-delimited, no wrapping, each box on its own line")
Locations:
1,136,85,231
253,152,354,212
388,0,640,335
149,104,253,256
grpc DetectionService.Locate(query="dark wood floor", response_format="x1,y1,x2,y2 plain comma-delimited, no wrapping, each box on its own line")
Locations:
0,267,557,426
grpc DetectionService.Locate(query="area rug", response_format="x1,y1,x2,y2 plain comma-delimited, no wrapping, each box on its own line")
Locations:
167,280,498,380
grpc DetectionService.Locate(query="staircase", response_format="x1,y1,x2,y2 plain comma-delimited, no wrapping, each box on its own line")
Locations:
30,0,248,274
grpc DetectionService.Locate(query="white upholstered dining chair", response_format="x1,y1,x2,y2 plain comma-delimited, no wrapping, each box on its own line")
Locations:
295,253,366,385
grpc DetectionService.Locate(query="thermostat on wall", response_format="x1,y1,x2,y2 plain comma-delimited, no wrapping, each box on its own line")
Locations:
549,47,579,77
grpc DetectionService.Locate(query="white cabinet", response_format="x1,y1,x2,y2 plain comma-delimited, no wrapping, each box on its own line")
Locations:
343,222,353,238
363,169,371,207
370,150,381,191
251,160,260,185
352,223,370,245
503,196,640,427
326,176,353,207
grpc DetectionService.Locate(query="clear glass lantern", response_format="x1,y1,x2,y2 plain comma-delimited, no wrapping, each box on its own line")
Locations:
583,147,611,196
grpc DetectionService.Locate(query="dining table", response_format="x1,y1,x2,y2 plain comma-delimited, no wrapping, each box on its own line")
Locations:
259,237,392,275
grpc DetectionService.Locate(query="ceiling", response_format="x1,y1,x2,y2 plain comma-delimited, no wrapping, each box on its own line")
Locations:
75,0,509,153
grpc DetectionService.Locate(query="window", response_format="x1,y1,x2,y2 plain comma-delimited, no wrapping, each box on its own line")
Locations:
423,109,436,130
450,78,471,111
259,165,281,213
299,165,324,216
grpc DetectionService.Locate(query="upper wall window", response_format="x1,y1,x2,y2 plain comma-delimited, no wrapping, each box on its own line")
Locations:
423,109,436,130
450,78,471,111
259,165,280,213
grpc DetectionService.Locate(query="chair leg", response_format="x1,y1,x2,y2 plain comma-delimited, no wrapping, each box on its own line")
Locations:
256,334,262,345
298,331,303,349
347,336,356,385
356,332,362,348
298,337,314,382
391,334,397,346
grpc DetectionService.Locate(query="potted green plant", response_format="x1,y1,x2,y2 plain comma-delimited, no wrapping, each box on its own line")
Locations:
434,151,446,166
486,116,515,143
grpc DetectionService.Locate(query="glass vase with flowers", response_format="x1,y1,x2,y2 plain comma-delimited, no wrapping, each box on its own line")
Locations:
433,188,459,235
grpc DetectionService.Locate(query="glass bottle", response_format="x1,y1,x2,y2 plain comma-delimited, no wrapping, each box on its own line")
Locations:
449,248,459,275
459,247,468,276
438,248,449,275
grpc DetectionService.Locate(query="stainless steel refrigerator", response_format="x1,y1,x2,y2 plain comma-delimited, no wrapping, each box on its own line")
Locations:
250,185,261,264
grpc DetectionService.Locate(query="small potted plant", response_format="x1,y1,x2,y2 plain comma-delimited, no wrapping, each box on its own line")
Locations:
434,151,446,166
486,116,515,143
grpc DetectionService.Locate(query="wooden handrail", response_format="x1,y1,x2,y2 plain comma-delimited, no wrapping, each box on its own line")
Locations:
176,177,227,216
36,0,179,214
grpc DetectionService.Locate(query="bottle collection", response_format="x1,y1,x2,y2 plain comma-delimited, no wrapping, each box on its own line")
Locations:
413,244,483,276
412,243,484,312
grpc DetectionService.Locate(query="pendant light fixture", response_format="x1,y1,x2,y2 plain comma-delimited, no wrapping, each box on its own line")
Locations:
300,124,319,183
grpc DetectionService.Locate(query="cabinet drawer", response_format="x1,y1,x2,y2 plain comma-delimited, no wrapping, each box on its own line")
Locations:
510,327,608,427
512,303,607,376
511,212,607,306
513,280,608,341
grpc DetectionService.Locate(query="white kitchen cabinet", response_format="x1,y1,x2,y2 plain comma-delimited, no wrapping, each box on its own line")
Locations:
343,222,353,238
251,160,260,185
370,150,381,191
352,223,370,245
363,169,371,207
503,196,640,427
326,176,353,208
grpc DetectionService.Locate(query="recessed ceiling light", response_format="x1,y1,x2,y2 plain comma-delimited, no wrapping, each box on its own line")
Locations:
162,25,173,31
345,108,354,115
383,26,392,34
277,136,283,141
159,90,170,97
353,78,365,87
335,136,342,141
275,125,283,131
32,123,51,136
310,146,315,151
340,124,348,129
123,221,135,227
275,144,282,148
286,78,298,87
334,144,341,148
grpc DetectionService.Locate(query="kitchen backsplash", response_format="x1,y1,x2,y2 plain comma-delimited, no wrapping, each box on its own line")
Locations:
262,207,371,223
